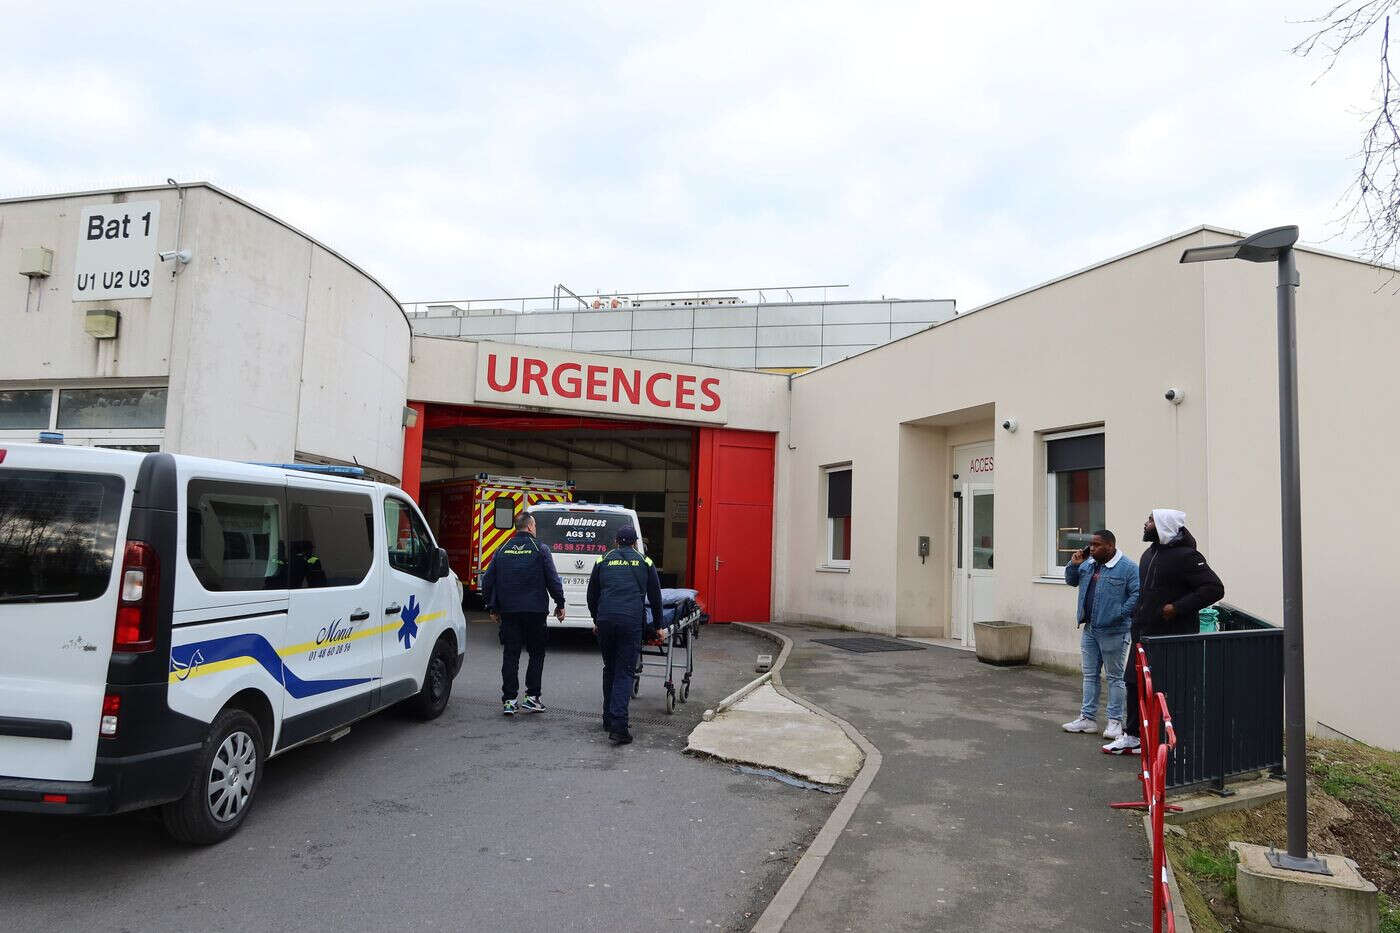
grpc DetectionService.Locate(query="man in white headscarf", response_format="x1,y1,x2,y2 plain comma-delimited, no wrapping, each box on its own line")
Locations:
1104,509,1225,755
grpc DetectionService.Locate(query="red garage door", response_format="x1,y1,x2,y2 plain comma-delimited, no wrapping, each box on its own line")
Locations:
692,429,775,623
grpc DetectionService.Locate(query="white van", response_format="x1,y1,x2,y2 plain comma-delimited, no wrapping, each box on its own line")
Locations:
0,443,467,844
526,502,644,628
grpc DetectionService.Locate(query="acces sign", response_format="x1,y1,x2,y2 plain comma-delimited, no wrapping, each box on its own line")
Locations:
474,342,728,424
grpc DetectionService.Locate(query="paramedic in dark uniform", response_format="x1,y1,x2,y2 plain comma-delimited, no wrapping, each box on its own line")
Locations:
481,512,566,716
586,526,663,745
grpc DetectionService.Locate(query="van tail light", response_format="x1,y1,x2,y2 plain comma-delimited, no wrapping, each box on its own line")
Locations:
100,694,121,738
114,541,159,653
42,794,69,804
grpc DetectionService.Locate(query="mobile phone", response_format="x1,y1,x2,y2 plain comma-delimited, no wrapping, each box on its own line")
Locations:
1080,545,1092,559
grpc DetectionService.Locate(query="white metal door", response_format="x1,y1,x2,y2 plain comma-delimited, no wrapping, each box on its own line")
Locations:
380,494,451,692
0,446,137,780
281,479,383,728
951,489,967,642
964,484,996,647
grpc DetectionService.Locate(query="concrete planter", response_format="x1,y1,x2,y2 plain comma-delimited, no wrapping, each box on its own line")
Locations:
974,621,1032,666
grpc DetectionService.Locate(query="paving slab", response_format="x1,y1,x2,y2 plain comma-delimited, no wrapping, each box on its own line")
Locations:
687,684,864,786
771,623,1153,932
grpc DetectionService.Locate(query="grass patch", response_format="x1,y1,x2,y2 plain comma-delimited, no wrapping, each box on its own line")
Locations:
1312,740,1400,826
1162,737,1400,931
1381,893,1400,933
1182,846,1235,883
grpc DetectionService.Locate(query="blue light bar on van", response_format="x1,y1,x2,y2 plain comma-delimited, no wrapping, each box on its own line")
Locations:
252,462,367,478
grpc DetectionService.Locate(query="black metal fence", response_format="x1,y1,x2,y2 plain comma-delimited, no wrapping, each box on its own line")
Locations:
1142,604,1283,792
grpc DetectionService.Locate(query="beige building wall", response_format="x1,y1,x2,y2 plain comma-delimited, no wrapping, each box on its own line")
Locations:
1200,248,1399,746
0,185,412,478
780,226,1399,748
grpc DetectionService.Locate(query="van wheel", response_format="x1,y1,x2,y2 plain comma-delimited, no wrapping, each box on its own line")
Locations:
409,637,455,721
161,708,264,845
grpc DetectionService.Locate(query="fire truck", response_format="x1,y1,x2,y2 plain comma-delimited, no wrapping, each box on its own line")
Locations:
421,474,574,600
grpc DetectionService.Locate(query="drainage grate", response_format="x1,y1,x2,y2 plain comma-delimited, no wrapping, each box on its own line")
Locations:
810,637,927,653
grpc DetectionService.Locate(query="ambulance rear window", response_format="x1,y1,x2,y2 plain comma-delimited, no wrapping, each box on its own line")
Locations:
532,509,637,556
0,469,125,603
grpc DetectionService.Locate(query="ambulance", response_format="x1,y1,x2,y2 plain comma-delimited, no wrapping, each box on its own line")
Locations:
421,474,573,601
526,501,645,628
0,443,467,844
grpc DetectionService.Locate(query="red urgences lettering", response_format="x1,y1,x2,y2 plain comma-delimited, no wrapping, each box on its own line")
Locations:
674,374,697,410
552,362,583,399
645,372,673,408
585,365,608,402
522,358,548,395
483,352,722,414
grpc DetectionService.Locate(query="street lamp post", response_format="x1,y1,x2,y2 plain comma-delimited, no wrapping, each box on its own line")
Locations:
1180,226,1328,874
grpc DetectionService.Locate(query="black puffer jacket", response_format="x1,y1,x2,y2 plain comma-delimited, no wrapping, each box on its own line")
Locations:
1133,528,1224,638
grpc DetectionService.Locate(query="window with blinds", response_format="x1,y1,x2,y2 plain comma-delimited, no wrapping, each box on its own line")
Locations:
1046,431,1104,572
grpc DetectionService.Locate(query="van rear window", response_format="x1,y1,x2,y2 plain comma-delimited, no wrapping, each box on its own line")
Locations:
532,509,638,556
0,469,125,603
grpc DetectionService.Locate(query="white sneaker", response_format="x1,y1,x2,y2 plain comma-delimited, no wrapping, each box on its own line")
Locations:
1102,734,1141,755
1062,717,1098,733
1103,719,1123,739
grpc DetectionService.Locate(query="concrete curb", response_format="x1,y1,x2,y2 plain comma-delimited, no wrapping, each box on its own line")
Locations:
700,623,790,719
1145,814,1195,933
733,623,883,933
710,671,773,718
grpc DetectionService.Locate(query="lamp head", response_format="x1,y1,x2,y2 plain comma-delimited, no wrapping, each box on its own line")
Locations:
1180,225,1298,264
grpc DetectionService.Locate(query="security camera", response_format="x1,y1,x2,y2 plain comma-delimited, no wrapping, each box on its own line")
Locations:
158,248,192,264
1164,388,1185,405
1001,418,1018,433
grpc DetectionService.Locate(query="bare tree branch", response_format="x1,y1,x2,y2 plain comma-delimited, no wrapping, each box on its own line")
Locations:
1294,2,1400,270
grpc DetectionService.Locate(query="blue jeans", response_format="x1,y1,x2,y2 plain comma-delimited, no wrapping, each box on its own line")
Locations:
1080,627,1130,721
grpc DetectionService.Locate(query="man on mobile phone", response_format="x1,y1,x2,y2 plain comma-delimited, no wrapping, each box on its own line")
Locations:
1062,530,1138,740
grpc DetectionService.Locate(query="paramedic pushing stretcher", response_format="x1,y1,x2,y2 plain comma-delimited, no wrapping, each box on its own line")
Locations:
587,527,663,746
482,512,566,716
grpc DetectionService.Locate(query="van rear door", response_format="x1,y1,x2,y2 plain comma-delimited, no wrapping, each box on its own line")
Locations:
0,445,139,781
530,506,643,627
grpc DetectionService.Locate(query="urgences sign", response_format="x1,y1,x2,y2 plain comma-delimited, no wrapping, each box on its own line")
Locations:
474,342,728,424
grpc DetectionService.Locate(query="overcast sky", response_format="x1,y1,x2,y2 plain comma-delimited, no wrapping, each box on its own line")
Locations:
1,1,1381,310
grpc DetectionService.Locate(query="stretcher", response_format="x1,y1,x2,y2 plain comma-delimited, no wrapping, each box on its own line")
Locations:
633,588,706,713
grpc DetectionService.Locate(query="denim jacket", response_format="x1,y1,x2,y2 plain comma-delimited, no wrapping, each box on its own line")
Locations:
1064,552,1139,635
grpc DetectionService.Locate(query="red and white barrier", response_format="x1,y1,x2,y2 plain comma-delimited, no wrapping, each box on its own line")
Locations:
1109,645,1180,933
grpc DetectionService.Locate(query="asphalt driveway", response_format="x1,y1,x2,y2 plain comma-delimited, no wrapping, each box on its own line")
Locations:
0,619,835,932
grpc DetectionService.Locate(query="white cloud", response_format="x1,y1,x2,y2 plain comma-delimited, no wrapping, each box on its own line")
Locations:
0,0,1385,307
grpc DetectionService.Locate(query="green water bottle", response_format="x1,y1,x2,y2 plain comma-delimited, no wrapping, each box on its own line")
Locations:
1198,607,1219,634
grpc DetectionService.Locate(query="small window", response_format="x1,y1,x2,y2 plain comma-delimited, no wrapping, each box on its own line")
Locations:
635,492,666,514
1046,430,1105,573
187,481,287,592
384,497,436,580
0,469,125,603
492,497,515,531
0,389,53,429
287,488,375,588
825,467,852,566
57,387,167,429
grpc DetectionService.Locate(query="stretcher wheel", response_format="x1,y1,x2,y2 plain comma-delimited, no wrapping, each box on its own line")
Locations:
681,680,690,702
665,687,676,714
632,675,641,698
